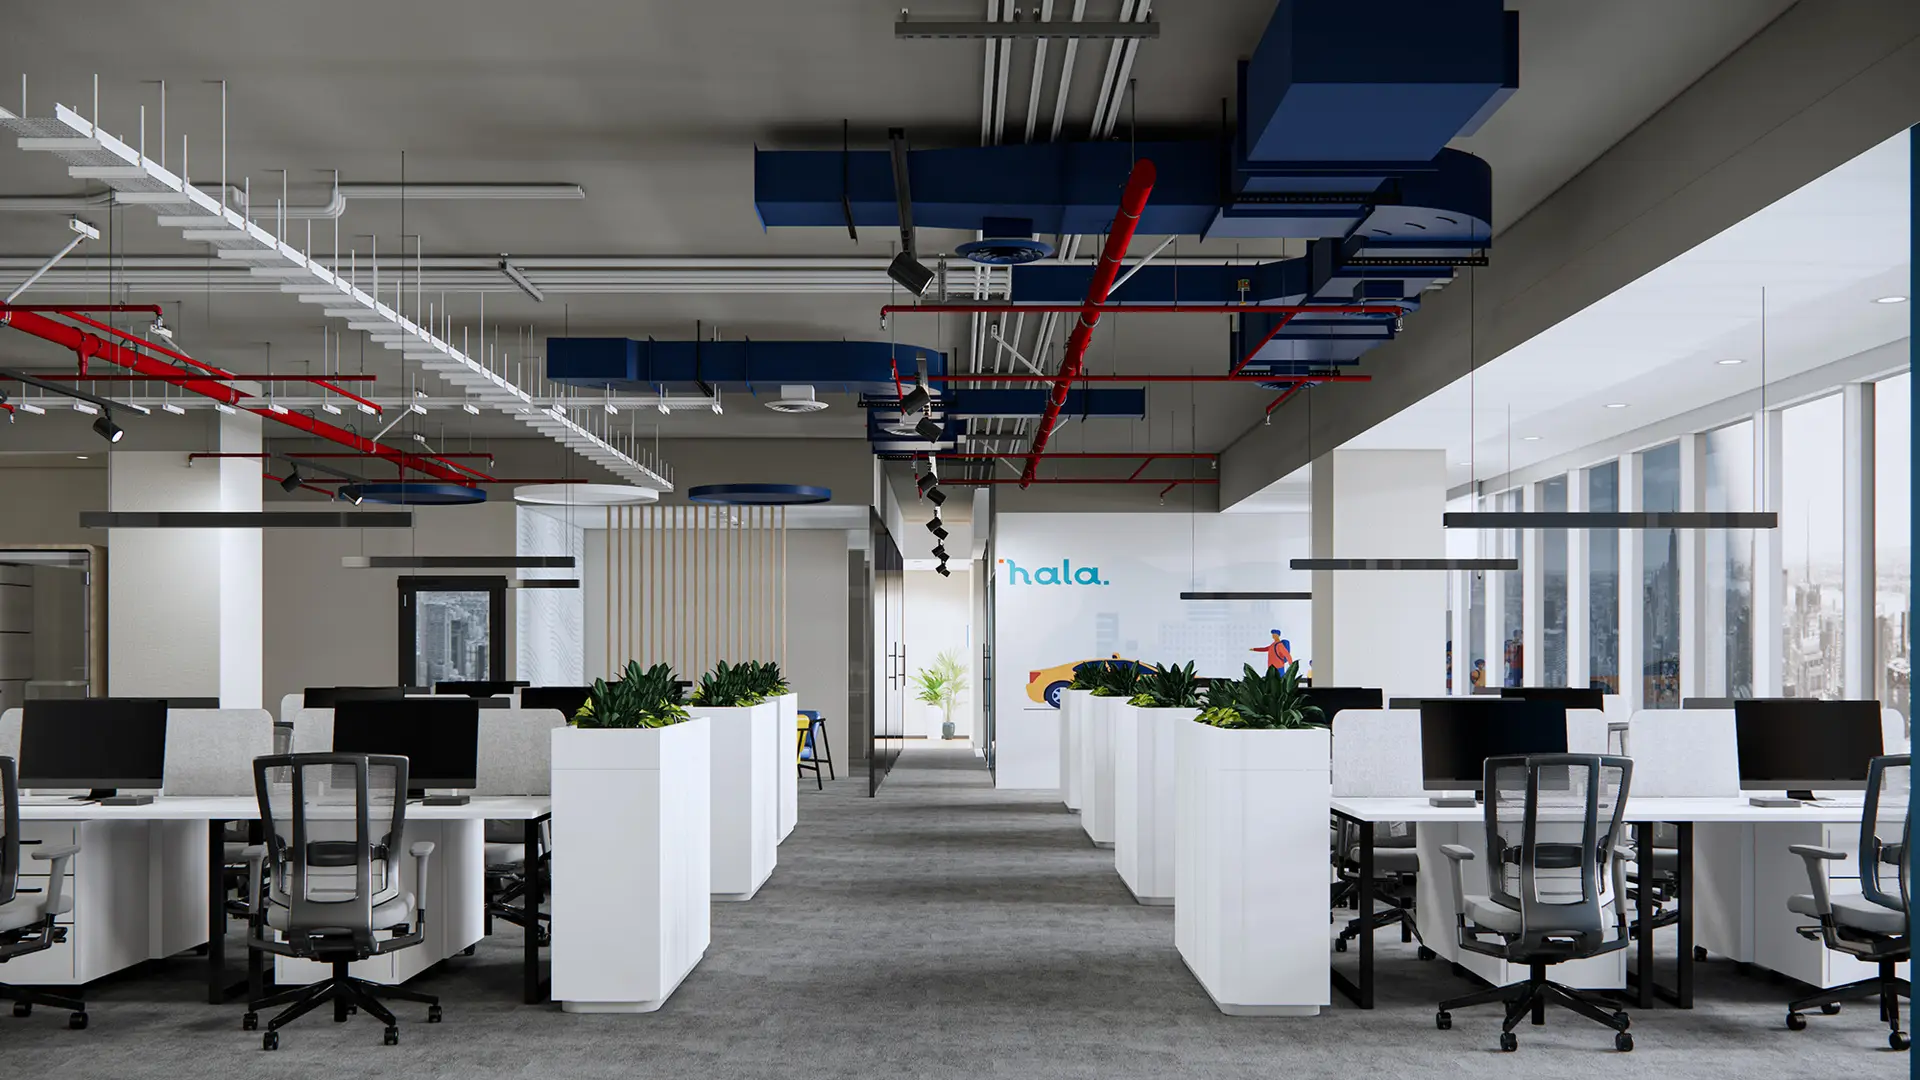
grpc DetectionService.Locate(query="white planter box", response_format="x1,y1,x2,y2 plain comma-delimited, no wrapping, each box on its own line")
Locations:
1080,694,1120,847
1061,689,1090,811
550,719,711,1013
705,702,780,900
1175,720,1330,1016
775,693,798,842
1114,704,1195,905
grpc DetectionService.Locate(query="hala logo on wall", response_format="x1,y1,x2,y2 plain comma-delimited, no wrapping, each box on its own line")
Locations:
999,558,1107,586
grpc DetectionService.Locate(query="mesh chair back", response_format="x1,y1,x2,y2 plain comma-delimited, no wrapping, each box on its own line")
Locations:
0,757,16,908
1482,754,1632,954
253,753,408,954
1860,754,1909,915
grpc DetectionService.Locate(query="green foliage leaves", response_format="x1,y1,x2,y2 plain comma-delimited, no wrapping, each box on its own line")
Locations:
1085,660,1144,698
1196,661,1326,730
911,649,967,717
576,661,690,729
1134,661,1203,709
691,659,791,708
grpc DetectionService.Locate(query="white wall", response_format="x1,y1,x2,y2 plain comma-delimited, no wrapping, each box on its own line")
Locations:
904,567,971,740
0,465,107,546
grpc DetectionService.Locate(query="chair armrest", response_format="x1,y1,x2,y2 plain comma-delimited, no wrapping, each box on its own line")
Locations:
1608,841,1630,939
1439,845,1474,923
29,845,79,916
1788,844,1845,917
241,844,268,929
410,841,435,929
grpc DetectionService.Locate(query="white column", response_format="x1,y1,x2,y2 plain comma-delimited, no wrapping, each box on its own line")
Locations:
107,412,264,706
1753,411,1785,696
1842,383,1875,698
1618,452,1646,712
1679,433,1708,702
1522,482,1545,686
1567,467,1591,690
1309,449,1447,698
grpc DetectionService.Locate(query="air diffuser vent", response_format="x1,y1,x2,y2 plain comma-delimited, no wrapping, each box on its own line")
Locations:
766,385,829,413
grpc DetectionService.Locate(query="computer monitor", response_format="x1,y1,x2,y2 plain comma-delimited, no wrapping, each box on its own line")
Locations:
162,697,221,709
1420,699,1568,793
1301,687,1383,721
519,686,592,718
331,698,481,797
304,686,415,709
1734,699,1883,799
19,698,168,798
1502,686,1605,711
1681,696,1743,709
433,680,528,698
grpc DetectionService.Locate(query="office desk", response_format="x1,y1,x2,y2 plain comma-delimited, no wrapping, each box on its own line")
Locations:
1328,796,1872,1011
19,796,552,1006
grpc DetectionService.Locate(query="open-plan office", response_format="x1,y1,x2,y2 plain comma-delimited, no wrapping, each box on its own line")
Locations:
0,2,1912,1076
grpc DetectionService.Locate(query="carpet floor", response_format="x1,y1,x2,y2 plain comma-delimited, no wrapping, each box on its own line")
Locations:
2,745,1907,1078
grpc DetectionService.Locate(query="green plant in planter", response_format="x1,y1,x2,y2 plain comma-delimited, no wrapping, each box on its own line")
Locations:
1196,661,1325,730
911,650,968,738
1134,661,1203,709
692,659,766,708
576,661,690,729
745,660,790,698
1086,661,1143,699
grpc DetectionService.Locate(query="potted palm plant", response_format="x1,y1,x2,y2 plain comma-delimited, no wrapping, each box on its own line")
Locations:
1081,661,1143,849
692,660,781,900
551,661,710,1013
911,650,967,740
1175,660,1331,1016
1113,662,1203,906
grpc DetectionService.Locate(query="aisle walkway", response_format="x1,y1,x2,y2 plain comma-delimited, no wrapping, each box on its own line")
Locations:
6,745,1901,1078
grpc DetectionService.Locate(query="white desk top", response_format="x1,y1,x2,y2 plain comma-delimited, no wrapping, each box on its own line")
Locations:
16,795,552,822
1332,795,1871,825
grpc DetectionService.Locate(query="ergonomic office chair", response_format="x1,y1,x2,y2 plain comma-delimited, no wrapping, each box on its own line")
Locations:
0,756,85,1029
484,820,548,945
1783,753,1909,1050
798,710,834,788
1331,820,1430,957
1436,754,1636,1052
243,753,440,1051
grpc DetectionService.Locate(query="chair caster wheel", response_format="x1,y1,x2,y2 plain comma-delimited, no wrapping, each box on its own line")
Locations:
262,1031,279,1051
1334,937,1348,953
1614,1032,1633,1052
1613,1012,1629,1030
68,1012,87,1030
1785,1012,1807,1031
242,1012,258,1031
12,1002,30,1017
1435,1011,1452,1031
383,1026,399,1046
427,1005,443,1023
1417,946,1436,961
1891,1031,1909,1051
1819,1003,1841,1015
1693,945,1708,962
1499,1032,1518,1052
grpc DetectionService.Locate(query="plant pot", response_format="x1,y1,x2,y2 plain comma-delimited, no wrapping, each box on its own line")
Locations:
1114,704,1196,905
550,719,711,1013
1080,694,1120,848
941,719,957,739
1174,720,1330,1016
702,702,780,900
1061,689,1091,811
774,692,799,842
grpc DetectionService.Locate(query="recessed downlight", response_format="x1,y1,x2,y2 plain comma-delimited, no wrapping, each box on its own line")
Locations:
1872,295,1907,304
1605,402,1629,409
1522,436,1542,442
1717,358,1745,366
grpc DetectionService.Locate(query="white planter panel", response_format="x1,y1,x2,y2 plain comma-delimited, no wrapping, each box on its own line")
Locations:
775,693,799,842
1114,705,1194,905
705,703,780,900
1061,690,1089,811
550,720,712,1013
1175,722,1330,1016
1080,695,1119,847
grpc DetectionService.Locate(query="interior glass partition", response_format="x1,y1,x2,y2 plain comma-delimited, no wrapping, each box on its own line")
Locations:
1541,476,1568,686
1587,463,1620,693
1642,442,1682,707
1781,393,1845,699
1874,371,1910,729
1706,421,1756,698
868,513,904,794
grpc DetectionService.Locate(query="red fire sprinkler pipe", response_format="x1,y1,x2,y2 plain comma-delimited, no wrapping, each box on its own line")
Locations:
1020,158,1156,488
0,309,476,485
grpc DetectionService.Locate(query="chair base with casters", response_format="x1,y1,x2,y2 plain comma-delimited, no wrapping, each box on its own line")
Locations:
1784,839,1910,1050
0,918,86,1029
243,958,441,1050
1784,959,1909,1050
1436,960,1632,1052
0,755,85,1033
484,821,549,947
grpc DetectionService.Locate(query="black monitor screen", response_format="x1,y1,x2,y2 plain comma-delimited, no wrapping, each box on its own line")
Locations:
1420,699,1568,791
332,698,480,790
305,686,411,708
1303,687,1384,722
433,680,528,698
519,686,591,718
1502,686,1605,711
20,698,168,789
162,697,221,709
1734,699,1883,791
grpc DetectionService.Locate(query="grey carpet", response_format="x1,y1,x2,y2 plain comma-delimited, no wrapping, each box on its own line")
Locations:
3,745,1908,1078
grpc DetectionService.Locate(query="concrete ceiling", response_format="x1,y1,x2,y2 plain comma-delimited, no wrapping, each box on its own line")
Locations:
0,0,1809,493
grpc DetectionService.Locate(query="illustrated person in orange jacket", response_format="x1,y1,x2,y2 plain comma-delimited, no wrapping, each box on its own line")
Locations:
1251,630,1293,671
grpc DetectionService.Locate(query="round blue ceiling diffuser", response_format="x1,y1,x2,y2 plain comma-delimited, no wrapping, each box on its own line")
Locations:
347,482,486,506
955,236,1054,265
686,484,831,505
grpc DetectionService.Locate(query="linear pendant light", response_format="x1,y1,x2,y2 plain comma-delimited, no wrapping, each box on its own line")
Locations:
340,555,576,569
1443,511,1778,530
510,578,581,590
1292,558,1518,571
1179,591,1312,600
81,511,413,529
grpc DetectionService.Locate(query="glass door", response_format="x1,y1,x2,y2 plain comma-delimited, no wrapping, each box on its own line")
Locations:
868,515,905,794
398,576,507,688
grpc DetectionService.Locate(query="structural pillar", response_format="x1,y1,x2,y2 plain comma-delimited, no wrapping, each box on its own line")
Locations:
1678,433,1708,701
1566,467,1591,690
1618,451,1646,712
1841,382,1875,698
1310,449,1447,699
107,411,264,707
1752,410,1785,697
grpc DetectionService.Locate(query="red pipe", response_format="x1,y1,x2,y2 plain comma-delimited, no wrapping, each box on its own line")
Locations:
31,373,377,382
1231,311,1298,377
926,372,1371,383
1265,382,1309,416
1021,159,1157,487
883,303,1402,316
946,477,1218,486
0,304,165,316
0,309,473,485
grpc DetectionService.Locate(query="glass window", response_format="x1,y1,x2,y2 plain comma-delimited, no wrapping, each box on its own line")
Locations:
1642,443,1681,708
1875,372,1910,730
1588,462,1619,694
1705,422,1756,698
1500,490,1524,687
1781,394,1845,700
1541,477,1568,686
1467,567,1487,692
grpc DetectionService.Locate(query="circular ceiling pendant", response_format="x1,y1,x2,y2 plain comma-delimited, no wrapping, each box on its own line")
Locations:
955,236,1055,265
512,483,661,506
349,482,487,506
686,483,831,506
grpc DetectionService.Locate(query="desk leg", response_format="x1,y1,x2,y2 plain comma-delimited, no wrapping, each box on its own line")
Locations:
207,819,226,1005
523,817,547,1004
1674,822,1694,1008
1329,811,1374,1009
1634,822,1654,1010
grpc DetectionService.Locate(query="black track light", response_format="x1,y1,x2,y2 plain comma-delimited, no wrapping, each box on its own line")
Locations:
92,413,123,444
887,251,935,297
914,414,944,442
339,485,365,506
916,471,939,496
924,516,943,535
932,525,949,541
936,564,951,577
279,468,303,494
932,545,948,561
899,382,931,415
926,486,946,507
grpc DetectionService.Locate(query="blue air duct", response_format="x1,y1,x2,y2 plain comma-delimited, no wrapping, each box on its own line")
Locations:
545,337,946,397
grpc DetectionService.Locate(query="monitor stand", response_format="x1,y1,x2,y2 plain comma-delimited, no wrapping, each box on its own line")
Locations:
1749,791,1809,808
91,789,155,806
420,793,470,806
1428,792,1477,808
